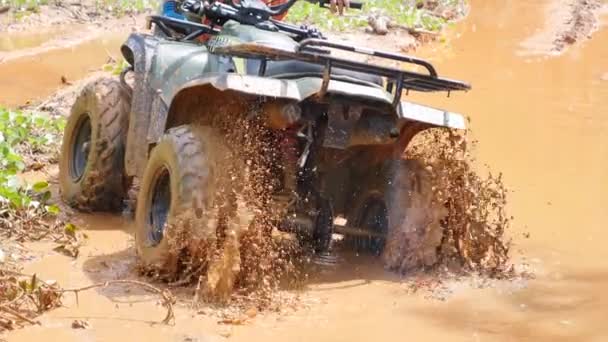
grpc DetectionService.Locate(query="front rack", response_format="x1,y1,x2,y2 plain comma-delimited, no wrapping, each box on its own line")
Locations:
214,38,471,107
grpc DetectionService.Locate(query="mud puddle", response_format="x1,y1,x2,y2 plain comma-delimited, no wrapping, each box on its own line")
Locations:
0,27,73,52
0,14,146,108
5,0,608,340
0,34,125,108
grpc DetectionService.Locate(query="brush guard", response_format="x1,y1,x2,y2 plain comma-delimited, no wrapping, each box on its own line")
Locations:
213,38,471,108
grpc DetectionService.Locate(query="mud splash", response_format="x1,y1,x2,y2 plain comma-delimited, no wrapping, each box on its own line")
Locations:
406,129,512,275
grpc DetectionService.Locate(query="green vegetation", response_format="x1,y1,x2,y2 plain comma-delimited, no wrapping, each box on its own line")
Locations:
286,1,367,31
0,0,156,19
0,0,48,11
286,0,465,32
0,0,47,19
0,107,64,214
95,0,157,17
103,58,130,75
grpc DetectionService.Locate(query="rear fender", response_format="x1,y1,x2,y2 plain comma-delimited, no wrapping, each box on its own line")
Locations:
395,101,466,154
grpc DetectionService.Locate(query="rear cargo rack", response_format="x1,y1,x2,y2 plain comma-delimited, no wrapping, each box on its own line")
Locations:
213,38,471,107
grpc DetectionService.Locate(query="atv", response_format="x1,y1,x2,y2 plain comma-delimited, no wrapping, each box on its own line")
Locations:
58,0,470,272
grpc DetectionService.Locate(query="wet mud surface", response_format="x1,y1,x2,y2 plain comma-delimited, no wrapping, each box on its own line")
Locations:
0,15,146,108
3,0,608,340
519,0,606,56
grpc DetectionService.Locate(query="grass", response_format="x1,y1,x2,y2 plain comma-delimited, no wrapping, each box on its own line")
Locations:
95,0,157,17
286,0,465,32
2,0,464,29
0,0,156,20
0,0,47,20
0,0,47,10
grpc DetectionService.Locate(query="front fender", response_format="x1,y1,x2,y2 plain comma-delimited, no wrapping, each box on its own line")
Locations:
121,33,161,178
164,75,395,106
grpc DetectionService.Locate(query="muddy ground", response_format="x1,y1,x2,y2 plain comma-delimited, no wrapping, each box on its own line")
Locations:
2,0,608,341
519,0,605,56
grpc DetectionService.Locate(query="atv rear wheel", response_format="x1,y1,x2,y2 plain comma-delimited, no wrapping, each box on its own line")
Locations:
59,77,130,211
382,159,445,271
353,198,388,256
312,198,334,254
352,160,444,271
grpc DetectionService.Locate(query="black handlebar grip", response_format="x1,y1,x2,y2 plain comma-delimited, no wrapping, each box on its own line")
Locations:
348,1,363,9
318,0,363,10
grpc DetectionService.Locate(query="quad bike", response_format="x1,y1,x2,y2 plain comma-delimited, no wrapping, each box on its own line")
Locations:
58,0,470,272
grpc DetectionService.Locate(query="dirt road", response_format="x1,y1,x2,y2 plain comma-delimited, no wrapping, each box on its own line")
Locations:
3,0,608,341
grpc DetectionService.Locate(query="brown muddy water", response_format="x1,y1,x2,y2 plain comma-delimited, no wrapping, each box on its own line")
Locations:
0,33,124,108
5,0,608,341
0,27,73,52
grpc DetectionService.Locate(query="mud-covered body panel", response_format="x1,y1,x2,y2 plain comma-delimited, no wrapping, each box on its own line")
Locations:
120,25,466,178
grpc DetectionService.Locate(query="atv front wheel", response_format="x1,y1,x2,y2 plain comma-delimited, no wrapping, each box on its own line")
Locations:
59,77,130,211
135,125,216,272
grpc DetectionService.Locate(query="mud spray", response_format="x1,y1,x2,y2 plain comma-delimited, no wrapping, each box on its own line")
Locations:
398,128,512,277
140,114,513,313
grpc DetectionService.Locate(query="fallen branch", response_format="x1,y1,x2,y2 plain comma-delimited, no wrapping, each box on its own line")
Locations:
61,280,175,325
0,306,40,326
390,23,440,37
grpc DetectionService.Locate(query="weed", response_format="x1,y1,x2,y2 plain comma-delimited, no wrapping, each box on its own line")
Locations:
286,0,466,32
0,107,64,214
103,58,130,76
95,0,156,17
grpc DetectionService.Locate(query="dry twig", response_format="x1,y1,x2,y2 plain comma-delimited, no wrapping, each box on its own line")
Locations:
61,280,176,325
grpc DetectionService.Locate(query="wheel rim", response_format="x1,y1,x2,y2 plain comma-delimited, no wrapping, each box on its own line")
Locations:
147,166,172,246
358,200,388,255
69,114,92,181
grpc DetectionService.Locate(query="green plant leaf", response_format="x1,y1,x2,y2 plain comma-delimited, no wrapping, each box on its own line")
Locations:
64,223,79,236
32,181,49,192
45,204,60,215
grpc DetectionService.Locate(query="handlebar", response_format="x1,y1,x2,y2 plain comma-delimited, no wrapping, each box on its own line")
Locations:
183,0,363,22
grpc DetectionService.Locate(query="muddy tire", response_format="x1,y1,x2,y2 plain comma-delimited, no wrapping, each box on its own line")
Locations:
353,160,444,271
382,160,445,272
135,125,209,271
134,125,247,277
59,77,130,211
